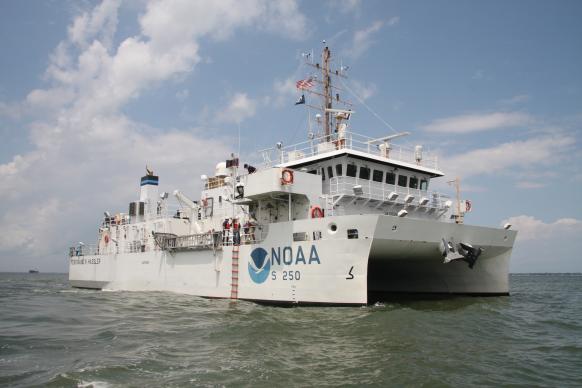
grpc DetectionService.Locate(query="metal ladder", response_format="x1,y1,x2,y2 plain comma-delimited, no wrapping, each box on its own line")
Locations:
230,245,239,299
324,195,335,216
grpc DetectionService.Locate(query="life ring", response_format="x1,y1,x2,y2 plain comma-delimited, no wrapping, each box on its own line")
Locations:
311,206,324,218
104,234,110,244
281,169,294,185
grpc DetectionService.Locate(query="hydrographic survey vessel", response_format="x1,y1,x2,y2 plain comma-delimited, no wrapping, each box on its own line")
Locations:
68,45,517,305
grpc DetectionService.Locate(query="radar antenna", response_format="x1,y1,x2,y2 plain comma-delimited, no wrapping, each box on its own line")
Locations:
300,42,354,142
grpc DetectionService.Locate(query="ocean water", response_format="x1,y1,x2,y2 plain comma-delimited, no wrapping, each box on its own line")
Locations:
0,273,581,387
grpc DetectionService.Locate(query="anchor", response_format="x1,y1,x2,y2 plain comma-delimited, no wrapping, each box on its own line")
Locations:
441,238,483,269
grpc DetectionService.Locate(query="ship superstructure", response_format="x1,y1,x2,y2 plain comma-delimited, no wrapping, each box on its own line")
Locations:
68,45,516,304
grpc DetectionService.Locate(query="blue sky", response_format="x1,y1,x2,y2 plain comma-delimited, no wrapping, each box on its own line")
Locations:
0,0,581,273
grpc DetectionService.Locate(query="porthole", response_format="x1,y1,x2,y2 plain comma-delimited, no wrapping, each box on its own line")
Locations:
328,223,338,234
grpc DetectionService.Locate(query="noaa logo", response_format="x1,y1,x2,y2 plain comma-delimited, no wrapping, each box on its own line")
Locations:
248,247,271,284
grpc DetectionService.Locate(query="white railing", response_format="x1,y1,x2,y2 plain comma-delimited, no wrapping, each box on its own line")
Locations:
101,204,184,228
69,244,99,257
70,226,268,257
327,176,450,209
258,131,438,170
153,227,267,252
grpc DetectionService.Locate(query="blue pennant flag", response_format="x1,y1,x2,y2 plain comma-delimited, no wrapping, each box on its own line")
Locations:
294,94,306,105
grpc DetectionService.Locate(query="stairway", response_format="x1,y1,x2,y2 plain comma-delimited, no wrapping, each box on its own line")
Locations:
230,245,239,299
324,195,335,216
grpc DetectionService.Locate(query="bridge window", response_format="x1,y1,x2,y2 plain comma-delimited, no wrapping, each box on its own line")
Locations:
327,166,334,178
308,169,317,175
373,169,383,182
386,172,396,185
346,164,357,177
398,174,408,187
336,164,343,176
359,166,370,180
409,176,418,189
420,179,429,191
347,229,359,239
321,167,326,180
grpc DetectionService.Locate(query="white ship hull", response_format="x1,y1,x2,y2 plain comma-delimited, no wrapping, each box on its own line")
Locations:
69,215,516,305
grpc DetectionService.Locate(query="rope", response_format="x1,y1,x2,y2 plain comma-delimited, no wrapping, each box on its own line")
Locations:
339,78,401,135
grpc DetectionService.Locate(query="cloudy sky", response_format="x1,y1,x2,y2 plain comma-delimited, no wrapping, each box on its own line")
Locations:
1,0,581,273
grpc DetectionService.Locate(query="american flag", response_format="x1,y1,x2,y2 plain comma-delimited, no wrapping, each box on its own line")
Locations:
296,78,314,90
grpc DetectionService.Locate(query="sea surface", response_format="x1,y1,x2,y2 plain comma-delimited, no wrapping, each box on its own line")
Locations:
0,273,581,387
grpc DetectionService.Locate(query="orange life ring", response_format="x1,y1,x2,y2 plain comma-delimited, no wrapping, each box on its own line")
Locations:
311,206,324,218
281,169,294,185
104,235,110,244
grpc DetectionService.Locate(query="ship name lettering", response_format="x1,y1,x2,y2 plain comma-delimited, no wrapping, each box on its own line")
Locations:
270,245,321,266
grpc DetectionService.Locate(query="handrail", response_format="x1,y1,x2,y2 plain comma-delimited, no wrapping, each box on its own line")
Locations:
257,131,439,170
327,176,450,209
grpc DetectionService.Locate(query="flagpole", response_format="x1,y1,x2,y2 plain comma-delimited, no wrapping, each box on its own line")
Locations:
237,122,241,161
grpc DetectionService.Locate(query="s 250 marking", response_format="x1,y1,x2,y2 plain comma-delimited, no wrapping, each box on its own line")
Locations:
272,270,301,281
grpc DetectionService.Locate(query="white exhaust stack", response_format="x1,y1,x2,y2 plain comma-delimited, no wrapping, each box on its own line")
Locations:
140,169,159,218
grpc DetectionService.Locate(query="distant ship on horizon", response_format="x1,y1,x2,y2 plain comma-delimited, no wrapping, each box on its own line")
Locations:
28,270,39,274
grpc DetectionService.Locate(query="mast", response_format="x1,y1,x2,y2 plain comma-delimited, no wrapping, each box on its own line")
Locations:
322,45,332,140
448,177,463,224
301,43,352,141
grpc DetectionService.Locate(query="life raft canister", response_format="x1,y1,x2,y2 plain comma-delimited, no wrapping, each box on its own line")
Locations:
281,169,294,185
311,206,324,218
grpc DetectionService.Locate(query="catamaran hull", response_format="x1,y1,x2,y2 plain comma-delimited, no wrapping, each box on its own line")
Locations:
69,215,516,304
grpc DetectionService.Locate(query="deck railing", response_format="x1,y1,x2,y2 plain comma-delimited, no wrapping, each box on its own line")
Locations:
69,244,99,257
69,226,267,257
327,176,450,209
259,131,439,170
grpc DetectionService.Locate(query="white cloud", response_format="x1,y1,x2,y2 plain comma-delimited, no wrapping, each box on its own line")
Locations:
176,89,189,101
421,112,532,133
502,215,582,241
349,80,377,101
0,0,308,271
262,0,309,39
387,16,400,26
344,20,385,59
472,69,485,80
272,76,298,107
505,215,582,272
68,0,120,49
217,93,257,124
516,181,545,189
499,94,530,105
440,135,575,179
333,0,362,13
140,0,307,44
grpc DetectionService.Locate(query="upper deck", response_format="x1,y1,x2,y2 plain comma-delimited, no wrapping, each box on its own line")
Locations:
259,131,444,177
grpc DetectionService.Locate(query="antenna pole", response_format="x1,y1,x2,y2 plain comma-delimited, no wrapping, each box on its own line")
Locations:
455,177,462,224
322,45,332,140
447,177,463,224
